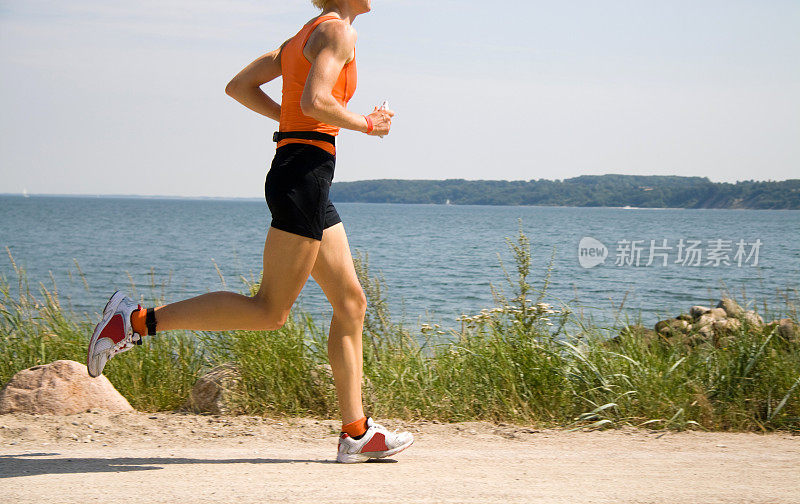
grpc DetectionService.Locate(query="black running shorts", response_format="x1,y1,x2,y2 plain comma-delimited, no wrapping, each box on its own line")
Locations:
264,143,342,241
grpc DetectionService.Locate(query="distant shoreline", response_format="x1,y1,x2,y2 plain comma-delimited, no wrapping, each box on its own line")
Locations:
2,192,798,211
328,175,800,210
9,174,798,209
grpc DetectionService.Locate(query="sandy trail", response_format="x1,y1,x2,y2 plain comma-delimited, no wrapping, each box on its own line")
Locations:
0,411,798,504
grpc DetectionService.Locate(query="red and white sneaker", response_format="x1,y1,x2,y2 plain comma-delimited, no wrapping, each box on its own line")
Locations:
86,291,144,377
336,417,414,463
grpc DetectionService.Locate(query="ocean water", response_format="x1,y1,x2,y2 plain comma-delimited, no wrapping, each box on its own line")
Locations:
1,195,798,330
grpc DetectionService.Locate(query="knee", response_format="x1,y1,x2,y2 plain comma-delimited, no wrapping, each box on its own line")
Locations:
349,288,368,319
334,288,367,321
264,310,290,331
252,295,290,331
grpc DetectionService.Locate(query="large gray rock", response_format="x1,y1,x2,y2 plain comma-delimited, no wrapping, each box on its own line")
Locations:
712,318,742,347
695,322,715,341
695,313,717,330
713,318,741,333
717,298,744,318
690,306,712,319
0,360,133,415
743,310,764,327
776,318,799,344
655,318,689,336
186,363,242,415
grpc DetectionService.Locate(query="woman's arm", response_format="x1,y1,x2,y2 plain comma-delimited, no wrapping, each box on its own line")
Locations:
225,43,287,122
301,20,393,136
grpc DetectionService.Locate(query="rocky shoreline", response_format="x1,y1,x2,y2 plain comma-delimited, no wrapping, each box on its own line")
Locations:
616,298,799,349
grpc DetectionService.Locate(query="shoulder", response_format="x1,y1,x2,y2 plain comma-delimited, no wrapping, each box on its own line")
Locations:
317,17,357,43
309,18,357,56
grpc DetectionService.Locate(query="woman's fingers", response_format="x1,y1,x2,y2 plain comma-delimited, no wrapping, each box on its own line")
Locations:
366,108,393,136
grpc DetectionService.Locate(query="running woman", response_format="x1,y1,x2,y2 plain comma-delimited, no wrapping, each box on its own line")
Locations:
86,0,413,463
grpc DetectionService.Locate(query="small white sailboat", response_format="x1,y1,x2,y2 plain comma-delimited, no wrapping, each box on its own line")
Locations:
22,188,30,198
445,199,451,205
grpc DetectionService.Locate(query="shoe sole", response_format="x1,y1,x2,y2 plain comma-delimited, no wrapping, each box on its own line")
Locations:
337,438,415,464
86,290,126,378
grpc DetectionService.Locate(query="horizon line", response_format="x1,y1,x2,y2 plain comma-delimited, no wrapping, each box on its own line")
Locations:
6,173,799,200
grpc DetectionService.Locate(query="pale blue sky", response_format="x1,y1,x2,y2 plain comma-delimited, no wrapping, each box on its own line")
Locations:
1,0,798,197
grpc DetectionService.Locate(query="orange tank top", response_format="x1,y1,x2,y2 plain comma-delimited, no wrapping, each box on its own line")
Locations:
278,15,357,155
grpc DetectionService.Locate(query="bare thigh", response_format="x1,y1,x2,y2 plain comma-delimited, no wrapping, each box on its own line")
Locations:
256,226,321,320
310,223,366,314
151,225,320,332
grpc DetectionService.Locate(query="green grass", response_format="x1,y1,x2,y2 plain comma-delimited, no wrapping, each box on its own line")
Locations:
0,250,204,411
1,230,798,432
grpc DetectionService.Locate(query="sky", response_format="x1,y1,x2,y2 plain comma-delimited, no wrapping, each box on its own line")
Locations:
1,0,798,198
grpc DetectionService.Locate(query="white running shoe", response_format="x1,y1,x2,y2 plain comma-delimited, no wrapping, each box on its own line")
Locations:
86,291,144,377
337,417,414,463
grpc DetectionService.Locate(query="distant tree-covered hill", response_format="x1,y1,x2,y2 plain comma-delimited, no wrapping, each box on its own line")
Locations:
330,175,800,209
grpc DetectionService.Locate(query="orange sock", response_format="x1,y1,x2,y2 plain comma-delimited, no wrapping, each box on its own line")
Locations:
130,307,148,337
342,416,368,438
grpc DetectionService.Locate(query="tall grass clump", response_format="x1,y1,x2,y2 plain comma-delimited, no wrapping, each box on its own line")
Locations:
198,278,339,417
344,222,800,431
355,222,577,423
566,319,800,430
1,229,798,431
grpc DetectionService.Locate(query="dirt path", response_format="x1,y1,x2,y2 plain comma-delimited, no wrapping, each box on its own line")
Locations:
1,411,798,503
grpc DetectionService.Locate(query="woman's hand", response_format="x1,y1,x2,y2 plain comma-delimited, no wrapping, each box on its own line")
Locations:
365,107,395,136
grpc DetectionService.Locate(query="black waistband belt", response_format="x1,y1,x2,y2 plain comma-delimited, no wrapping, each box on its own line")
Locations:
273,131,336,146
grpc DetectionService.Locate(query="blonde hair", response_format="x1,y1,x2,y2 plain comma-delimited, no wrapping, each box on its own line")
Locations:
311,0,334,9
